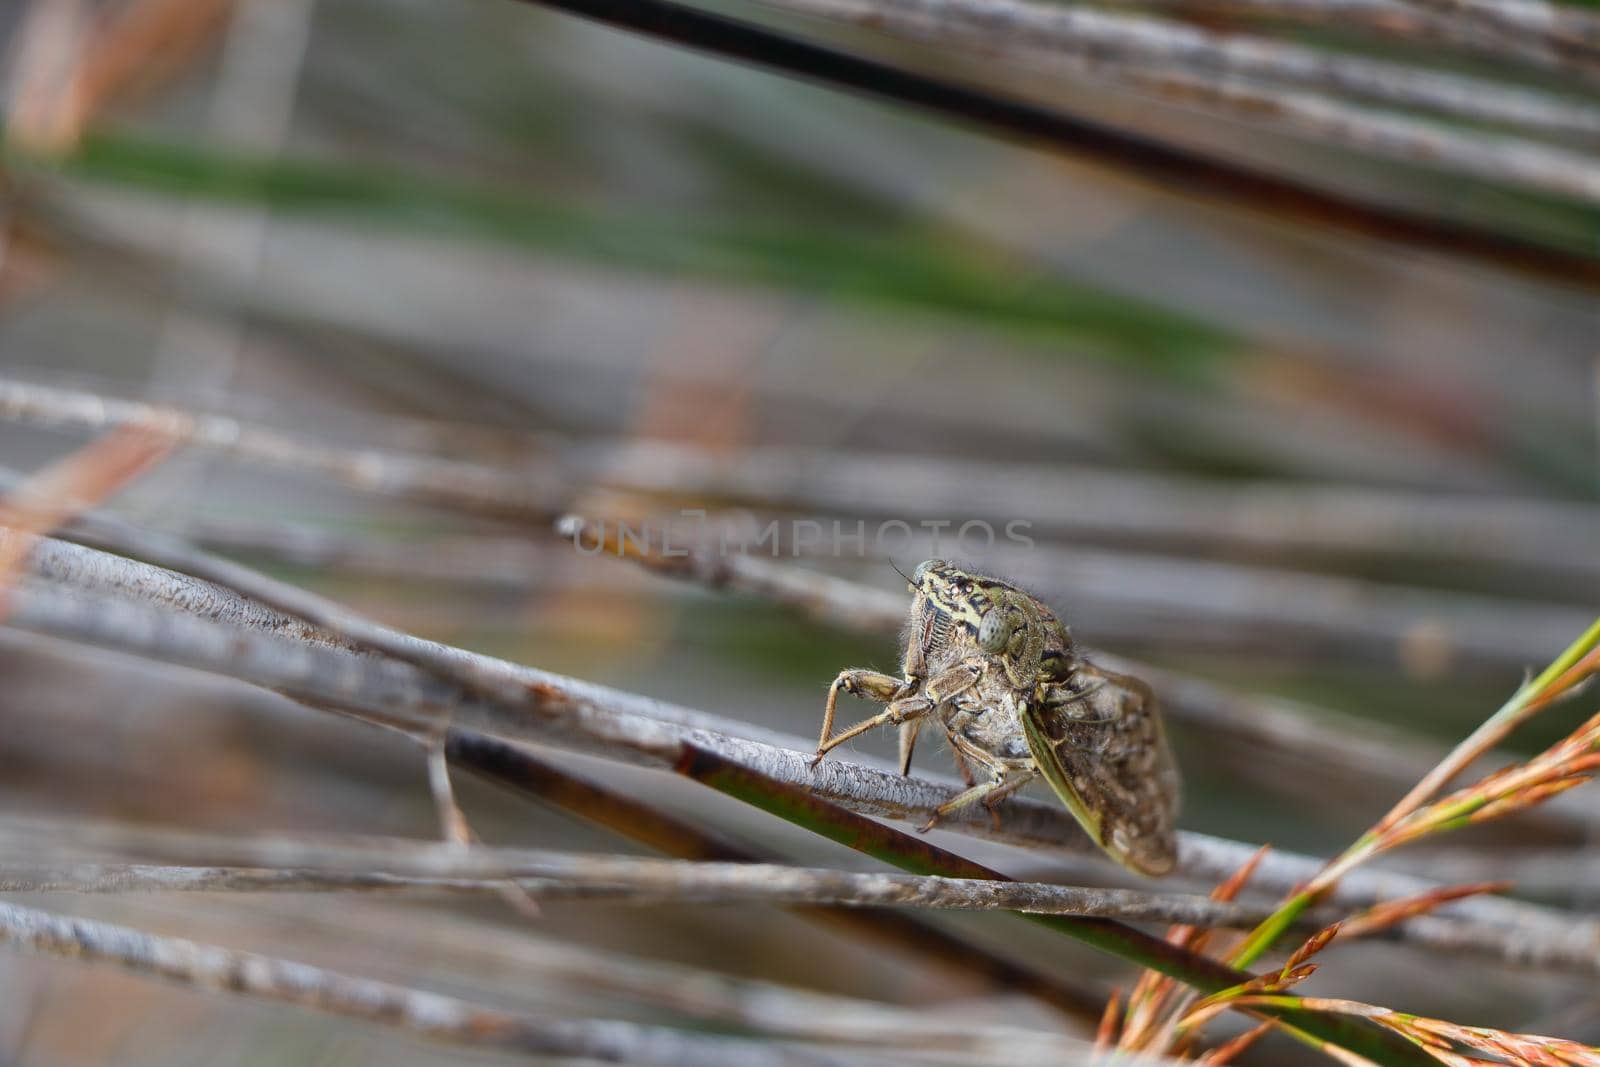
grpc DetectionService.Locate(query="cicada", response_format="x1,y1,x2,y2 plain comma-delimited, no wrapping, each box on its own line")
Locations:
813,559,1180,876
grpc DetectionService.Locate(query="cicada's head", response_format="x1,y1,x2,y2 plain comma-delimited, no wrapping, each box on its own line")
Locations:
902,559,1071,682
902,559,1004,666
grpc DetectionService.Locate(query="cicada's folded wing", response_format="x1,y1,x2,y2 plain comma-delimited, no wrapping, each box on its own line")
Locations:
1020,665,1180,877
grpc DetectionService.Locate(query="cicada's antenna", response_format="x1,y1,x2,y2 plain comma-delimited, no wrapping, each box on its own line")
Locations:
888,558,913,584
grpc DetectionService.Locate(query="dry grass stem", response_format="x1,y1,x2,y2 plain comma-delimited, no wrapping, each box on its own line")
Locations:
8,378,1600,587
0,856,1273,925
0,378,558,524
3,535,1597,975
758,0,1600,202
1105,0,1600,71
0,899,952,1067
3,0,1595,1059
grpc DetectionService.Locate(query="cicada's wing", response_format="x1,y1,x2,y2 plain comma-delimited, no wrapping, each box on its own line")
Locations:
1020,664,1180,877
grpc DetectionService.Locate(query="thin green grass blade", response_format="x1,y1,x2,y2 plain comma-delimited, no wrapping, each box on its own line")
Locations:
675,744,1437,1067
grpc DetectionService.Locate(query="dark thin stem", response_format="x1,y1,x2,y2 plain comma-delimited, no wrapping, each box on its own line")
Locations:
445,731,1110,1021
499,0,1600,291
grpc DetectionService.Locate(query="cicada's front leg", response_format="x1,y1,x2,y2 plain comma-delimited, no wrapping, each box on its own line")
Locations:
812,662,980,767
813,669,918,767
902,661,984,776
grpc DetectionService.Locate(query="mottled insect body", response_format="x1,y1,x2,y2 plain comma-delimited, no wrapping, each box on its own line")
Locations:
813,560,1180,876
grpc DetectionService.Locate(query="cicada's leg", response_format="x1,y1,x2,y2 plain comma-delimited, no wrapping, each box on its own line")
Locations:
914,662,987,769
815,668,938,766
815,669,906,763
1038,678,1124,727
1035,668,1136,757
941,727,1034,830
918,768,1038,833
941,689,991,788
1037,683,1118,720
943,733,978,788
813,663,980,767
813,694,934,764
897,719,923,776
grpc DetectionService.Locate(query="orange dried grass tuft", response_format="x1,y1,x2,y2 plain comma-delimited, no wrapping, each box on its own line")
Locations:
1108,845,1274,1059
1223,996,1600,1067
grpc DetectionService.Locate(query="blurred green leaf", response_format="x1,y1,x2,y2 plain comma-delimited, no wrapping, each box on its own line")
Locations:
25,129,1239,379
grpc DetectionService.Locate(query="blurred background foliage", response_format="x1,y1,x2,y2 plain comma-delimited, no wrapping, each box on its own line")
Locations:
1,0,1599,1061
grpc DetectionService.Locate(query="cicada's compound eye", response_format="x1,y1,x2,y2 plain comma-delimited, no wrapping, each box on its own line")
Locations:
911,559,940,586
977,607,1015,654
